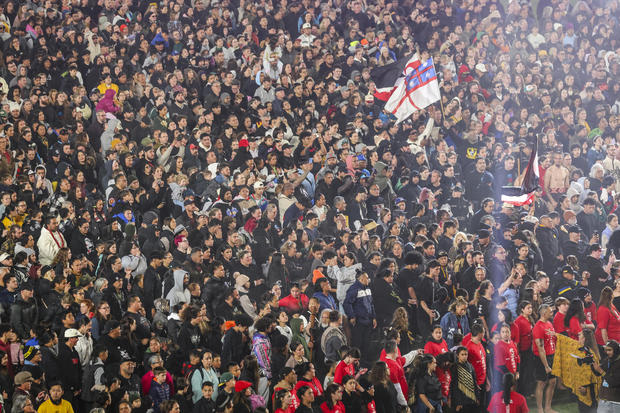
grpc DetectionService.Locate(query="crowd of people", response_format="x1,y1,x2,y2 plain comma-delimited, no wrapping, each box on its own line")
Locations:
0,0,618,412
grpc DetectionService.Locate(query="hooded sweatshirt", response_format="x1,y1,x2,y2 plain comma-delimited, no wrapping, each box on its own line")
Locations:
166,269,190,307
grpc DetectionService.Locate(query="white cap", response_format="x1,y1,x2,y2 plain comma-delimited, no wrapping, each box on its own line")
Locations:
64,328,82,338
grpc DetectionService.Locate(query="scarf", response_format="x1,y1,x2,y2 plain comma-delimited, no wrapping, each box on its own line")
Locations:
456,363,477,403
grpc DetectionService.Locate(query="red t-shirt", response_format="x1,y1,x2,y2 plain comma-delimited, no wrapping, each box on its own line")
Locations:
532,320,556,356
487,391,529,413
333,361,355,384
553,312,566,335
465,339,487,386
273,388,299,413
295,377,324,398
514,315,533,352
584,302,596,324
494,340,520,374
491,323,520,346
382,356,408,400
424,339,451,398
568,317,583,340
320,401,345,413
596,304,620,345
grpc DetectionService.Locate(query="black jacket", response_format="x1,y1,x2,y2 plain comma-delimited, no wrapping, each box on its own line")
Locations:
40,345,61,383
10,296,39,340
202,276,228,319
598,355,620,402
221,328,247,367
371,278,404,327
58,343,82,392
143,265,163,315
373,382,398,413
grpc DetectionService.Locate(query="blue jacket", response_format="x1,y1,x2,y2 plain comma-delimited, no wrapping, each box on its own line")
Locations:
440,311,470,348
313,291,337,312
343,280,375,325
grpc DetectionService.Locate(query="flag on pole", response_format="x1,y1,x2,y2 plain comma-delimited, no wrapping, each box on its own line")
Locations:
370,54,441,124
501,139,540,206
371,55,414,101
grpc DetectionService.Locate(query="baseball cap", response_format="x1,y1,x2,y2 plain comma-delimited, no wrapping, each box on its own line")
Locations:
64,328,82,338
561,265,575,275
219,372,234,384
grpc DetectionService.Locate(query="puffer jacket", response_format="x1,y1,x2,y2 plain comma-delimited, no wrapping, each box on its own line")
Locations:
10,296,39,340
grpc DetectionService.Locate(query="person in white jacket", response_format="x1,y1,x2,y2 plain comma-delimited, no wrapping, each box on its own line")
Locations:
37,216,66,266
325,251,363,309
75,317,94,368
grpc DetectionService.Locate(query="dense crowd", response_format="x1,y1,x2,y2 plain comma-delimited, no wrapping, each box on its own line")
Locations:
0,0,618,412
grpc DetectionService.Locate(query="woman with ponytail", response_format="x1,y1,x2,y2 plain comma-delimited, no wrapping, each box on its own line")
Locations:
487,372,528,413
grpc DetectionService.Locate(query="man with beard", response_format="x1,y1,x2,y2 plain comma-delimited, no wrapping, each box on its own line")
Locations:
203,261,229,320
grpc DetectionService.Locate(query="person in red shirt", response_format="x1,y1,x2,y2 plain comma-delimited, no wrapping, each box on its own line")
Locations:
532,304,557,413
552,297,569,335
596,286,620,345
579,288,597,325
424,325,451,399
294,362,323,399
278,284,309,315
333,348,366,385
514,301,535,396
465,323,488,405
381,339,409,408
320,383,345,413
274,388,295,413
493,324,520,392
564,298,587,341
488,372,528,413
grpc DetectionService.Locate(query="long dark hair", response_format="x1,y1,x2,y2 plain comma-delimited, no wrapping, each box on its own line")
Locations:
369,361,389,386
598,286,613,309
274,389,290,411
503,373,515,405
564,298,585,327
324,383,342,409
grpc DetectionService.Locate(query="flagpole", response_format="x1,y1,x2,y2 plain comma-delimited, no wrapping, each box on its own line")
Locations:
426,48,445,121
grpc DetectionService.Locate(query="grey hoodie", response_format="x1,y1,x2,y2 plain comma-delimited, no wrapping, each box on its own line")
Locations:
166,269,190,307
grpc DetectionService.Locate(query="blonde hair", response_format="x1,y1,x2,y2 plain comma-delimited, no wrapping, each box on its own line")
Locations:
453,231,468,250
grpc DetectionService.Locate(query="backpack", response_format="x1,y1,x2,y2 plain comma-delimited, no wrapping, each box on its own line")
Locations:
184,364,204,384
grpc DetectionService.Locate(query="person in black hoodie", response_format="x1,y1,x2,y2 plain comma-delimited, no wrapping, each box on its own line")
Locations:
221,313,252,367
177,305,205,355
103,271,127,321
39,330,61,384
371,268,404,328
142,251,164,319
